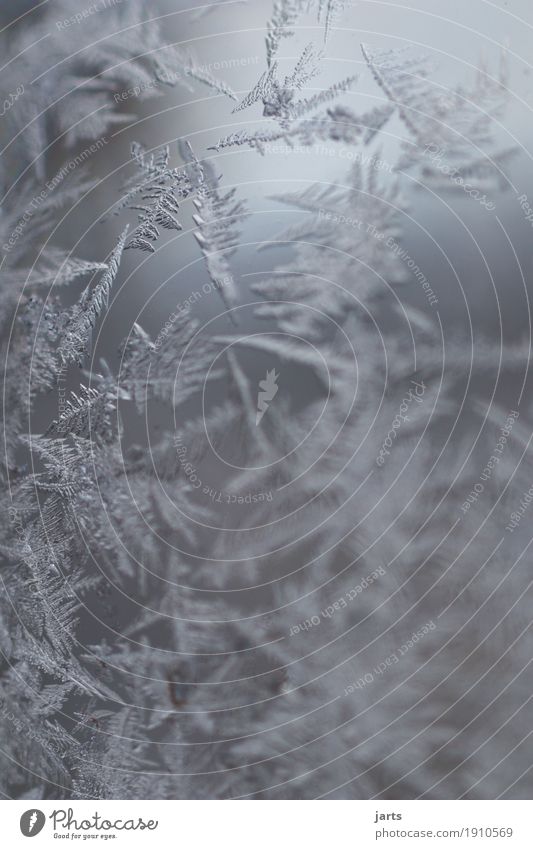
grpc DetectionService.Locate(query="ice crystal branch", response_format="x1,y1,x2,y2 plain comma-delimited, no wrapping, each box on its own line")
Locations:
56,227,129,366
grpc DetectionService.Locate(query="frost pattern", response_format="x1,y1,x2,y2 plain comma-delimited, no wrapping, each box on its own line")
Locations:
0,0,529,804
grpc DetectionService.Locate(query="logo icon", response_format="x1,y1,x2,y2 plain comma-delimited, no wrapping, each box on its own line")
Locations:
20,810,46,837
256,368,279,425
